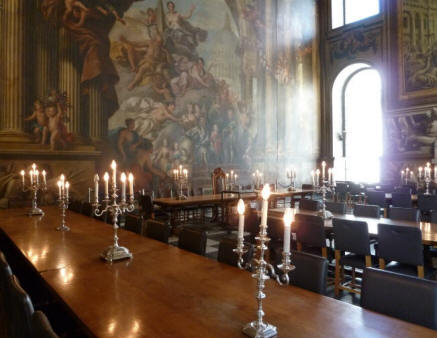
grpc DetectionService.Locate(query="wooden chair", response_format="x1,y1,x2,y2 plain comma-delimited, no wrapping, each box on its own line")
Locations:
178,228,207,256
325,201,347,214
361,268,437,330
353,204,380,218
389,207,420,222
31,311,59,338
8,274,34,338
294,214,329,258
217,238,253,268
124,214,143,235
377,223,424,278
299,199,321,211
333,218,373,296
145,219,171,244
212,168,227,194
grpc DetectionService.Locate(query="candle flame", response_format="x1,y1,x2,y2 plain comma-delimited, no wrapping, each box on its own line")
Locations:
20,170,25,176
32,163,36,170
111,160,117,170
128,173,133,182
57,181,62,187
42,170,46,176
65,182,70,189
121,173,126,182
60,174,65,182
237,199,245,215
103,172,109,181
261,184,271,200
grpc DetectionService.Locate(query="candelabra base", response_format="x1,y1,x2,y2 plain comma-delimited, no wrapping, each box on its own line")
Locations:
100,245,133,262
28,207,44,216
56,225,70,232
243,321,278,338
175,195,188,200
317,209,333,220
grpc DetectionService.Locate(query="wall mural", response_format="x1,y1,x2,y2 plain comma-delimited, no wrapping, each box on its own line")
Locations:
399,0,437,99
0,0,318,202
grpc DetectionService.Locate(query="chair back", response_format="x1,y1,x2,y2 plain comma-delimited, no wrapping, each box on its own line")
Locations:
81,202,93,217
267,217,285,241
325,201,346,214
244,212,260,238
145,220,171,243
389,207,420,222
69,200,82,213
333,218,370,255
217,238,253,267
178,228,207,255
431,210,437,223
31,311,59,338
391,192,412,208
125,214,143,234
418,194,437,213
139,195,153,219
377,223,423,266
353,204,380,218
301,184,314,190
212,168,226,194
377,184,394,193
294,214,326,248
348,182,363,195
9,275,34,338
366,191,386,208
289,251,328,294
0,251,12,308
361,268,437,330
394,186,412,194
299,199,321,211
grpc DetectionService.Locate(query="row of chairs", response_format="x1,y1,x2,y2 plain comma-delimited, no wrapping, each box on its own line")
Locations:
0,251,58,338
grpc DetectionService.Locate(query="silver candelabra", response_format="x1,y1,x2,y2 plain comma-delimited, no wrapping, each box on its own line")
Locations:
286,169,296,191
234,189,294,338
93,161,135,262
20,164,47,216
315,178,333,220
172,166,189,199
56,175,70,231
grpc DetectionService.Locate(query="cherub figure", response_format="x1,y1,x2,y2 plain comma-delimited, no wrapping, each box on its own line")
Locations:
46,104,68,150
25,100,49,144
64,0,126,26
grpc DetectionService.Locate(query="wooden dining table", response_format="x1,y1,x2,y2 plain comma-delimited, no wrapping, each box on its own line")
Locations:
268,208,437,246
0,206,436,337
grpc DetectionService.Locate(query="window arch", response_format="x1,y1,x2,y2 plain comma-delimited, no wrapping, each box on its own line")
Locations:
331,0,380,29
332,63,383,183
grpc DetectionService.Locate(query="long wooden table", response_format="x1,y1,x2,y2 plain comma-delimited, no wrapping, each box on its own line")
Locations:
0,206,436,337
153,189,313,226
269,208,437,245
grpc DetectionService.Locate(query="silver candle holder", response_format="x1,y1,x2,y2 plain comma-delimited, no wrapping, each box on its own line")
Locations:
93,161,135,262
172,165,189,199
286,168,296,191
234,188,294,338
313,163,333,220
20,164,47,216
56,175,70,231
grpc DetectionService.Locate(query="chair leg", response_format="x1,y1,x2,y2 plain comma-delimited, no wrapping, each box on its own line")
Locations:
378,258,385,269
321,247,328,259
334,250,341,297
417,265,424,278
297,242,302,252
351,268,356,288
365,255,372,267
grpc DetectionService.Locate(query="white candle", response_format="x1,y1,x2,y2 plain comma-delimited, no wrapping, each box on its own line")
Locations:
328,168,332,185
29,170,33,185
311,170,315,186
183,169,188,179
283,207,293,253
57,181,62,197
103,172,109,198
42,170,46,185
316,169,320,186
435,167,437,181
65,182,70,199
261,185,271,228
121,173,126,202
20,170,25,186
234,174,238,184
111,160,117,187
94,174,99,202
322,161,326,180
179,165,182,177
401,170,404,181
128,173,134,196
237,199,245,240
35,170,39,185
419,167,423,179
427,162,431,168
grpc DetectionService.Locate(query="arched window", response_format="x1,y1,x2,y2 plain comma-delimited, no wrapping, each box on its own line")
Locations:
331,0,380,29
332,63,383,183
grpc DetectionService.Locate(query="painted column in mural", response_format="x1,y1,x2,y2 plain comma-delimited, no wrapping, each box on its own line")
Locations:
88,81,107,143
34,1,58,100
0,0,29,142
59,28,82,137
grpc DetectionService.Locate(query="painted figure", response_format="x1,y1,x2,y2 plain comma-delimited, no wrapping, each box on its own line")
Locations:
117,118,143,163
46,103,69,150
25,100,49,145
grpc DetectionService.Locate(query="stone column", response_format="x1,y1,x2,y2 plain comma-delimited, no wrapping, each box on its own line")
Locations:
34,1,58,99
88,80,107,144
0,0,29,143
58,27,82,137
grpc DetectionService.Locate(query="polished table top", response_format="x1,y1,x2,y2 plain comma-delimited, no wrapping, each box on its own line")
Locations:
0,206,436,337
153,189,313,208
269,208,437,245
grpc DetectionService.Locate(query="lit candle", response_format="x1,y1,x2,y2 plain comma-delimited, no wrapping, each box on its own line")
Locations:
121,173,126,202
173,169,177,180
261,184,271,228
111,160,117,187
230,170,234,179
179,165,182,177
183,169,188,179
29,170,33,185
234,174,238,184
322,161,326,180
94,174,99,202
311,170,315,186
20,170,25,186
401,170,404,181
283,207,293,253
103,172,109,198
32,163,36,174
42,170,46,185
65,182,70,199
35,170,39,185
128,173,134,196
427,162,431,168
57,181,62,197
237,199,245,240
418,167,423,179
410,171,414,180
328,168,332,185
316,169,320,185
